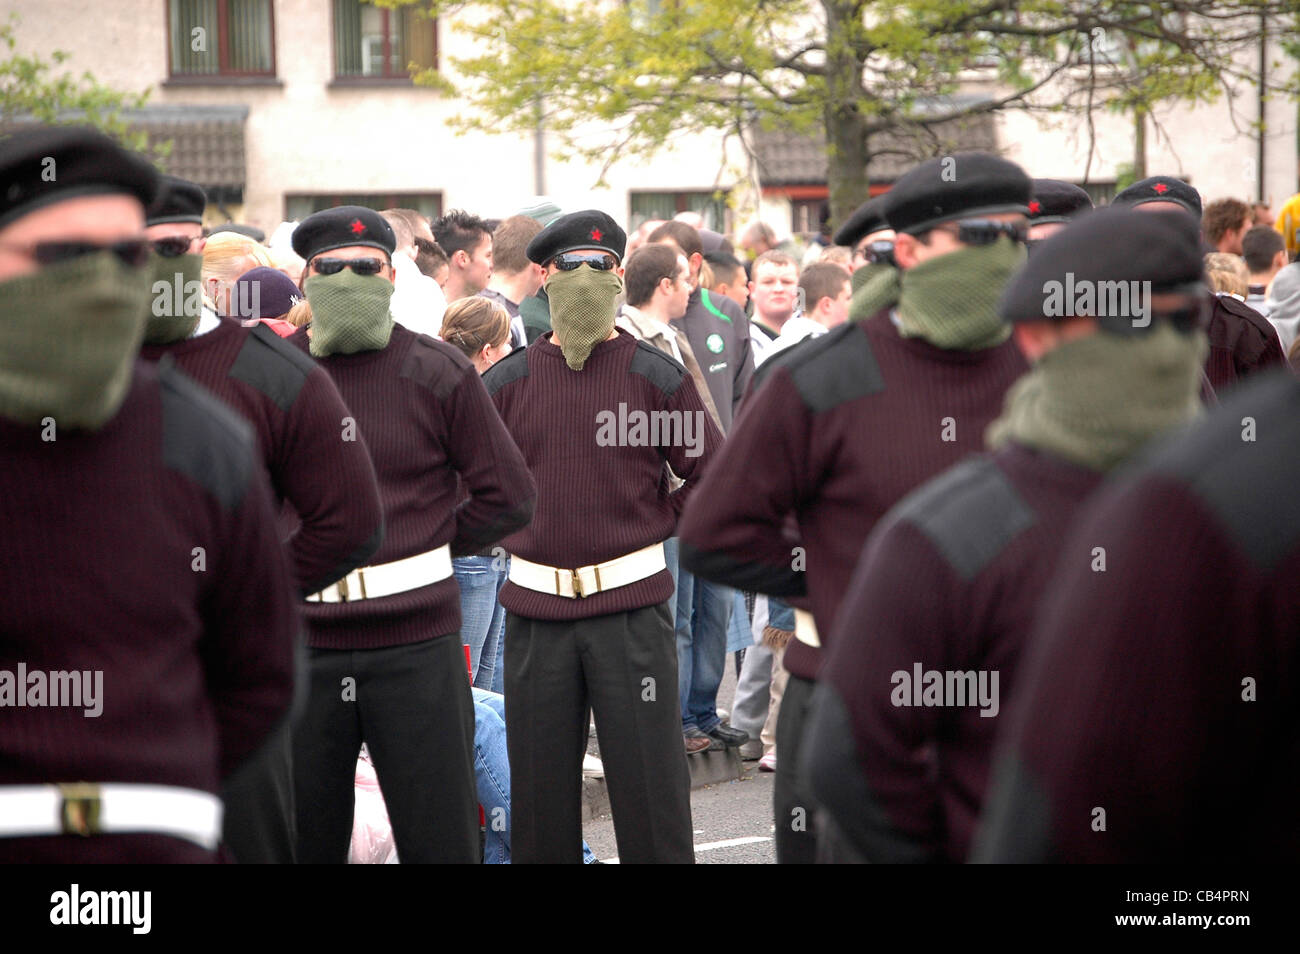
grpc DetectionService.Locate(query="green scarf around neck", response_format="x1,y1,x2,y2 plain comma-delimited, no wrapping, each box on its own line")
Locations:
986,323,1208,472
304,270,395,357
144,253,203,344
849,237,1024,351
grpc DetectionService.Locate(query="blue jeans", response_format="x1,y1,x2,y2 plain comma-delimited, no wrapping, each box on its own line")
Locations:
472,688,596,865
455,556,508,690
673,566,733,733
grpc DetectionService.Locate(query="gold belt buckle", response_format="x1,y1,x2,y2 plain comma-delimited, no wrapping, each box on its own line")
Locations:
572,568,586,599
58,782,103,837
335,575,350,602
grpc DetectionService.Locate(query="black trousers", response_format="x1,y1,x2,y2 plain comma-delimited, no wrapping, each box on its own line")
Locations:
221,718,296,863
505,601,694,863
774,674,819,864
292,634,479,863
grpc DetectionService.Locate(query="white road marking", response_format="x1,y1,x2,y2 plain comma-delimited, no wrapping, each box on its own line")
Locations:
600,835,773,864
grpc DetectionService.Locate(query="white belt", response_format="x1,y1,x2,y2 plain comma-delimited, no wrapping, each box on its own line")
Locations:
0,783,222,850
306,545,453,603
794,608,820,648
509,542,666,599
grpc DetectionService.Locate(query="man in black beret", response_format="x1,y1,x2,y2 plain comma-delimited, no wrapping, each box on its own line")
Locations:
139,184,386,863
678,151,1031,863
802,208,1211,862
143,173,212,344
1113,175,1284,392
1026,178,1093,245
484,209,723,862
833,195,896,282
286,205,537,863
0,125,297,862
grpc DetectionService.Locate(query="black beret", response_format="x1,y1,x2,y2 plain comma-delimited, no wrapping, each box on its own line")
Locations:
998,207,1204,334
147,174,206,226
833,195,890,247
209,223,265,243
292,205,396,260
1111,176,1202,219
0,125,160,231
526,210,626,265
884,152,1031,235
1028,179,1093,224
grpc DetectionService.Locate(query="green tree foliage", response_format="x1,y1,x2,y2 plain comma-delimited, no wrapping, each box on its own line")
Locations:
385,1,1299,225
0,14,168,162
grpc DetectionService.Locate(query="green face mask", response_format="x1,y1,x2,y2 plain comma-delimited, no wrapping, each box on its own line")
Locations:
986,322,1208,472
546,265,623,370
0,251,151,430
144,252,203,344
303,269,395,358
896,236,1025,350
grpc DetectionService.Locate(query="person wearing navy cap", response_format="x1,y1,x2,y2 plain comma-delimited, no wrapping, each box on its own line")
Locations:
679,151,1032,863
0,125,297,862
286,205,537,863
485,209,723,862
804,208,1211,863
1113,175,1284,392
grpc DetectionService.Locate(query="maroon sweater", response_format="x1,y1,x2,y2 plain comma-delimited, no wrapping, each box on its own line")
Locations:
1204,294,1286,393
290,325,535,649
142,319,384,595
807,443,1102,863
485,329,722,620
679,309,1028,680
975,370,1300,863
0,361,297,793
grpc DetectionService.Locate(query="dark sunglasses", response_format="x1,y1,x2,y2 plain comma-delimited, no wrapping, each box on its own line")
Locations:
551,251,618,272
932,219,1028,246
151,236,196,258
310,257,388,276
856,239,896,265
0,239,152,269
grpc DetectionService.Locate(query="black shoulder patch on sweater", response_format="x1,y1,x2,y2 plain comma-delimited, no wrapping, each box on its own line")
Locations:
482,347,529,396
776,322,884,413
228,322,313,412
159,359,257,510
1145,370,1300,570
399,334,471,401
898,456,1037,581
629,339,687,397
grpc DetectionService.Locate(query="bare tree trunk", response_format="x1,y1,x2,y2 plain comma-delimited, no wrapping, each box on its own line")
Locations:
1134,107,1147,181
822,0,870,229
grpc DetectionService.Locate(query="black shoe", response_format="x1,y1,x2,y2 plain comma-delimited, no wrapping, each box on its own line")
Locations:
684,726,723,751
705,723,750,747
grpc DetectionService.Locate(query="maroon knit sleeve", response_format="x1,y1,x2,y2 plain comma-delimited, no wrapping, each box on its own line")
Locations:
199,464,298,780
679,368,812,597
662,370,723,521
442,364,536,553
276,366,384,595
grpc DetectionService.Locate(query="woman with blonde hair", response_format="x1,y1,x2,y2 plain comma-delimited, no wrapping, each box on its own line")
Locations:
440,296,512,374
203,231,274,316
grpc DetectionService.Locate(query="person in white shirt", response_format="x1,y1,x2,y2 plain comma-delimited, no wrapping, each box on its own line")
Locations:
766,262,852,360
381,208,446,338
747,250,801,365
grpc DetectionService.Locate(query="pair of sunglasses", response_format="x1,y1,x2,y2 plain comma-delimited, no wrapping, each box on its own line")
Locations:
151,236,198,258
932,219,1028,246
0,239,152,268
857,239,896,265
311,257,388,276
551,251,618,271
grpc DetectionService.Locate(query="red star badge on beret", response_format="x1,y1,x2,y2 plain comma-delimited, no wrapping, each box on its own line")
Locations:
1028,200,1041,213
350,218,366,234
590,228,603,242
1152,182,1169,194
